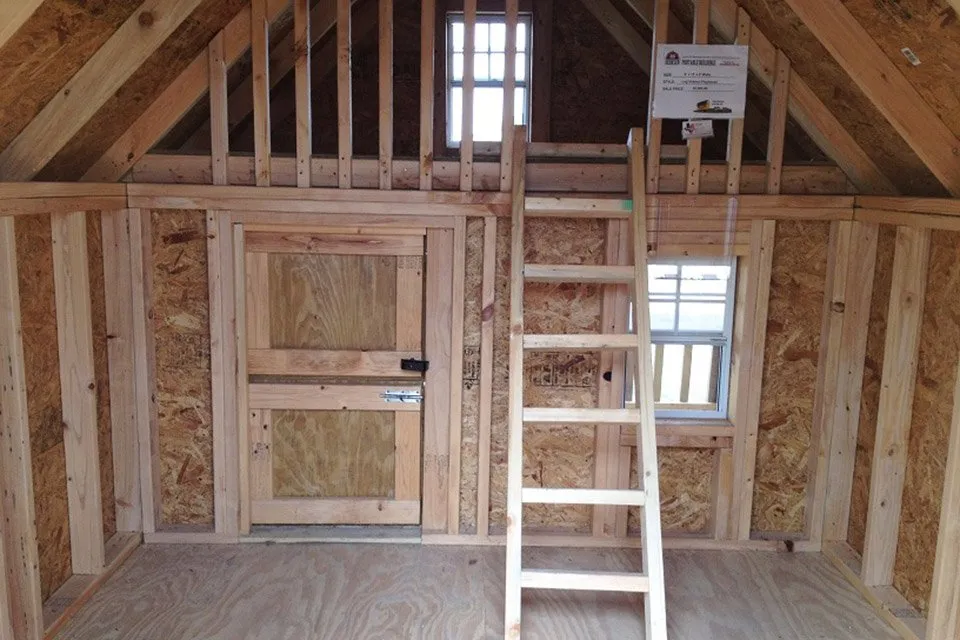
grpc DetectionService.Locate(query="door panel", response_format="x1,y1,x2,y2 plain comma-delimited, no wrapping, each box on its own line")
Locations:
243,228,425,526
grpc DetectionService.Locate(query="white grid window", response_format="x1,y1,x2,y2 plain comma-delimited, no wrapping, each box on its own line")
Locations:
629,259,736,420
446,13,532,146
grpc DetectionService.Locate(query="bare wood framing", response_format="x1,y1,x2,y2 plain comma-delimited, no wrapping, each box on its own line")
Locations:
101,210,142,532
725,9,750,195
378,0,393,190
645,0,669,193
0,0,205,180
419,0,436,190
423,228,454,532
447,217,467,533
805,220,852,544
236,226,254,534
499,0,519,192
0,216,43,640
252,0,272,187
460,0,477,192
477,216,497,536
861,226,930,587
249,384,422,411
765,51,790,195
296,0,313,188
783,0,960,195
395,250,423,503
0,529,12,639
823,222,878,541
52,211,106,574
209,32,229,186
129,209,161,533
244,231,424,255
685,0,711,195
730,220,776,539
0,1,44,50
248,349,421,377
927,348,960,638
337,0,353,188
251,498,420,525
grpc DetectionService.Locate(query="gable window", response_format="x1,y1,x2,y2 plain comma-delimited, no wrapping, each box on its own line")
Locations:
446,13,532,146
628,259,737,420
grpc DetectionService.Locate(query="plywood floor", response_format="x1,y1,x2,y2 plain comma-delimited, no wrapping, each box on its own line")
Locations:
56,543,899,639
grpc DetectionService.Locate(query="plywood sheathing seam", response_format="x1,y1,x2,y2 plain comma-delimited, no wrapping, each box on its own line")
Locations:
892,229,960,614
14,213,71,601
752,220,830,534
846,224,897,555
152,209,214,525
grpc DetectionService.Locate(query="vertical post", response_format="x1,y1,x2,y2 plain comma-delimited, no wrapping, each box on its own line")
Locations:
378,0,393,189
52,210,105,574
861,226,930,587
499,0,519,191
685,0,710,194
419,0,436,190
460,0,476,191
0,216,43,640
476,216,497,537
766,51,790,195
209,31,229,187
447,217,466,533
251,0,271,187
823,222,878,541
295,0,313,188
101,210,142,533
129,209,161,533
645,0,669,193
337,0,353,188
725,9,750,195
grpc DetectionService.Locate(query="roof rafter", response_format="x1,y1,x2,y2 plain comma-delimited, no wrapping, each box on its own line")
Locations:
0,0,207,181
783,0,960,196
0,0,44,51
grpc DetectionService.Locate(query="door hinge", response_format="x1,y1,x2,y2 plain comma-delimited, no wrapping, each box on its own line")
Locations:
401,358,430,373
380,389,423,403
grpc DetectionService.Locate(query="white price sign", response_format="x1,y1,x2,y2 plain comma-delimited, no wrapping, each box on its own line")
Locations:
652,44,749,120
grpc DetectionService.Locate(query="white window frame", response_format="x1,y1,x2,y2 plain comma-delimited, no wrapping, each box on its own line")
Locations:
445,12,533,148
629,257,737,421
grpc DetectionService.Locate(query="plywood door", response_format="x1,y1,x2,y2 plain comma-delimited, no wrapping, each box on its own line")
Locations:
244,228,425,525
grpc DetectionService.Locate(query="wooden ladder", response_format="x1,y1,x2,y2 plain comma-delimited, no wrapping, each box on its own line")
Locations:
503,127,667,639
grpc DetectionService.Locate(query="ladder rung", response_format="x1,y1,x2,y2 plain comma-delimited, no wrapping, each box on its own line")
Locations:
522,487,646,506
523,408,641,423
523,334,636,351
524,264,634,284
521,569,650,593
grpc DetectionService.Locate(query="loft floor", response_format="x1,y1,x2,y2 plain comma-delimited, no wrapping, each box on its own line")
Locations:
55,543,900,639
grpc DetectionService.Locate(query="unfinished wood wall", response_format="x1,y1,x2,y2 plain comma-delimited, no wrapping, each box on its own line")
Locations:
151,209,214,525
752,220,829,534
14,213,70,601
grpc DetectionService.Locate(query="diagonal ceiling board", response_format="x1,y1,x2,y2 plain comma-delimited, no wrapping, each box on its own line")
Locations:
0,0,45,50
783,0,960,196
705,0,898,194
81,0,290,182
0,0,207,181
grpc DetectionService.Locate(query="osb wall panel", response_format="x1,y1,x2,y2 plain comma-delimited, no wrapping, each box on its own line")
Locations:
459,218,484,534
752,220,829,534
14,214,71,601
152,210,213,525
628,448,713,535
272,410,395,498
848,225,896,554
87,212,116,539
892,230,960,614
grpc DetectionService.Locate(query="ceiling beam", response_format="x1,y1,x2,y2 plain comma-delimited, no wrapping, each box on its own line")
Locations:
0,0,207,181
783,0,960,195
81,0,290,183
579,0,651,71
705,0,897,194
0,0,44,51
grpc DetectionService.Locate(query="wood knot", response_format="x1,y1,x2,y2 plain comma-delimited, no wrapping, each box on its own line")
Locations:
138,11,155,27
832,301,845,313
88,382,95,390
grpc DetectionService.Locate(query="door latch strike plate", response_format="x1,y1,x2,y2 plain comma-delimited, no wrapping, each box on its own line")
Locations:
401,358,430,373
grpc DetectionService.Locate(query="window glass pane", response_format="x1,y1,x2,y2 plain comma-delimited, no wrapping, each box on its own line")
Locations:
687,345,718,404
649,264,678,295
474,53,489,81
658,344,685,403
452,21,464,52
475,22,489,52
514,88,526,124
679,264,731,297
474,87,504,141
450,87,463,143
452,53,464,81
490,22,506,51
677,302,726,332
650,301,676,332
516,53,527,81
517,22,527,51
490,53,505,81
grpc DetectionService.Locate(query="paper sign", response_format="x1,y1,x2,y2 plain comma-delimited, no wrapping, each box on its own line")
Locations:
681,120,714,140
652,44,749,120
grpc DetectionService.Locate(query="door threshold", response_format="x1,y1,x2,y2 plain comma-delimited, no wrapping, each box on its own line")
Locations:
244,525,422,545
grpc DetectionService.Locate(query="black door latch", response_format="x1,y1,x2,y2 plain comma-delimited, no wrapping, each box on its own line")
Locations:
401,358,430,373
